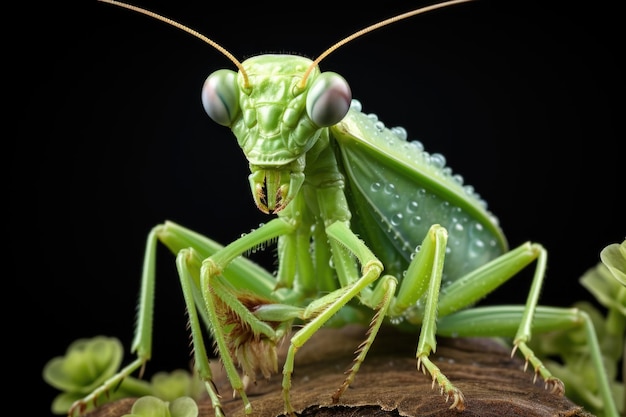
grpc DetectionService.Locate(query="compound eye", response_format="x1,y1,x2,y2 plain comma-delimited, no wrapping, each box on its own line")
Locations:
201,69,239,126
305,72,352,127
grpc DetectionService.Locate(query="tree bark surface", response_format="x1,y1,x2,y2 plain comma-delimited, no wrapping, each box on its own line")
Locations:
84,325,593,417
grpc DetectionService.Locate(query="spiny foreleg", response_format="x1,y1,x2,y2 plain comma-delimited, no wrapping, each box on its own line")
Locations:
332,275,398,402
387,224,466,410
281,221,384,415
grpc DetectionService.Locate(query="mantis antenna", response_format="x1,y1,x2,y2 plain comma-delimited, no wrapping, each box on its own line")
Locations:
99,0,474,90
300,0,474,88
98,0,250,87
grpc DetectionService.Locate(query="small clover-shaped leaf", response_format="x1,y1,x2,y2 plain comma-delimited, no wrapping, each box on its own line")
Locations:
600,239,626,287
49,391,88,416
169,397,200,417
44,336,154,415
151,369,204,402
43,336,123,394
122,396,198,417
49,389,133,416
580,258,626,317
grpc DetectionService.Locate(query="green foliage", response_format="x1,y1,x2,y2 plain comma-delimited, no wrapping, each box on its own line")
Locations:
595,239,626,290
121,396,198,417
44,336,123,393
150,370,205,403
531,239,626,417
43,336,203,415
43,336,140,414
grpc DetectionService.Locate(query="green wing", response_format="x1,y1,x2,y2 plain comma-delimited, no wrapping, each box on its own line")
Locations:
330,100,508,282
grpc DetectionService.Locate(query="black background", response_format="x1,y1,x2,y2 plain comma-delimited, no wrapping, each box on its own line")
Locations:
19,1,623,415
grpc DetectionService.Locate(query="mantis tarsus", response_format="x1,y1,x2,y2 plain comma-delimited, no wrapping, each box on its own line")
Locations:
56,0,620,411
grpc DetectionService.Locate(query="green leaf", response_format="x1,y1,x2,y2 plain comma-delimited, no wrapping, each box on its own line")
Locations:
123,396,170,417
122,396,198,417
150,369,204,402
600,240,626,286
43,336,123,393
169,397,199,417
580,260,626,317
50,392,84,415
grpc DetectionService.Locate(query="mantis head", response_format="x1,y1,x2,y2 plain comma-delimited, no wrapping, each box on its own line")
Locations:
201,55,351,213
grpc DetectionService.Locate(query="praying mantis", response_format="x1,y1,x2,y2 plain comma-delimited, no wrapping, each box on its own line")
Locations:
41,1,623,416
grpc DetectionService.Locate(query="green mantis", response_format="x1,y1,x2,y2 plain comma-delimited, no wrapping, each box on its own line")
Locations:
57,1,622,416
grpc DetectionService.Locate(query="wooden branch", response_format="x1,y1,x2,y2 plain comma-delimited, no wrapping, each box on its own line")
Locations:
84,325,593,417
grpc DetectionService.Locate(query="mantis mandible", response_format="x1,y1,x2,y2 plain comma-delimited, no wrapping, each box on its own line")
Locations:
67,1,620,416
